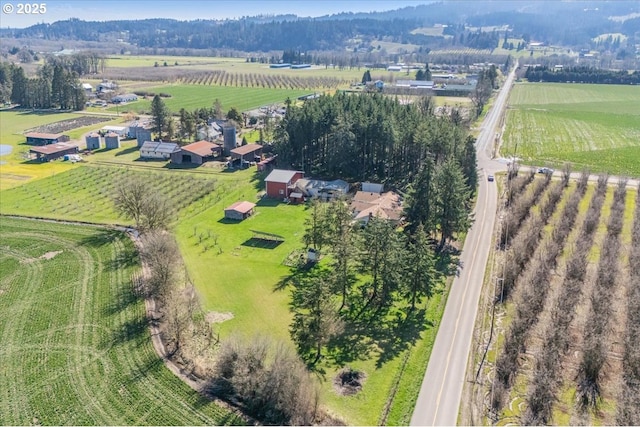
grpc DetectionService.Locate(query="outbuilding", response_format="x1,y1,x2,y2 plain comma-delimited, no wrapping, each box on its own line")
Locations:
171,140,222,165
139,141,180,160
29,142,79,162
25,132,70,146
230,144,263,165
264,169,304,199
224,201,256,221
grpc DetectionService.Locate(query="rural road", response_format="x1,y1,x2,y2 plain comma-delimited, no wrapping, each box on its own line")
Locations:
410,67,515,426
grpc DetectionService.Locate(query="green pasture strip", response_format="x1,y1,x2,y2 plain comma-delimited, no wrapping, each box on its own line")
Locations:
0,165,219,224
502,83,640,176
0,217,242,425
108,85,311,114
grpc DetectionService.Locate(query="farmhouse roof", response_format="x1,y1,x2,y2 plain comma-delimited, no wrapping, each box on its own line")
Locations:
230,144,263,156
25,132,65,140
140,141,180,154
29,142,78,155
351,191,403,222
265,169,302,184
182,140,221,156
225,201,256,214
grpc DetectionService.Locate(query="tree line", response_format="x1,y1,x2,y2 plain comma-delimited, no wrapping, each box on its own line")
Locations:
525,65,640,85
0,61,86,109
275,92,477,193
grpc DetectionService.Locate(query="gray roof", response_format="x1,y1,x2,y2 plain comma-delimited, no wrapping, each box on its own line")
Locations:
140,141,180,154
265,169,302,184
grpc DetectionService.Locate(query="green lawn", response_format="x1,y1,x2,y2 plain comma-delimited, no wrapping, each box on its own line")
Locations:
0,217,242,425
502,83,640,176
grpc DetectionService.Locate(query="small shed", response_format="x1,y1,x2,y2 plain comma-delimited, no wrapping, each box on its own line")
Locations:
29,143,79,162
224,201,256,221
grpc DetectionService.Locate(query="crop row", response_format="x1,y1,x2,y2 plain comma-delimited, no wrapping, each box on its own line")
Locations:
178,70,346,89
492,172,593,413
0,166,219,224
576,179,628,408
618,183,640,424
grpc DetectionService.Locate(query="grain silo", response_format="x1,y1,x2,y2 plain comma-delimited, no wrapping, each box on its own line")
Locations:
104,132,121,149
85,132,101,150
223,125,237,156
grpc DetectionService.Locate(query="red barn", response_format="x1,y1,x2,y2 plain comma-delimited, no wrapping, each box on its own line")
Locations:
264,169,304,199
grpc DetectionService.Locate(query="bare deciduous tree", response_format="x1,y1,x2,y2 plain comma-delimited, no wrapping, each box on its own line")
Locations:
114,181,172,231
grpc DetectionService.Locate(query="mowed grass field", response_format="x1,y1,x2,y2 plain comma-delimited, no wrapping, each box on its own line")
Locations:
502,83,640,176
0,217,242,425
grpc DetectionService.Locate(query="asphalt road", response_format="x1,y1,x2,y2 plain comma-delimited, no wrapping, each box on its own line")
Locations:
410,67,516,426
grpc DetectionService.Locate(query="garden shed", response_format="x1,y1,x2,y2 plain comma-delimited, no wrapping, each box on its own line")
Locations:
224,201,256,221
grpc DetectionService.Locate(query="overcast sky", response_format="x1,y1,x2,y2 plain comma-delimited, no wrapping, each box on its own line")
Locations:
1,0,429,28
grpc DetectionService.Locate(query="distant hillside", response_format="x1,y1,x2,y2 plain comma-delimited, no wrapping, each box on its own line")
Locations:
0,1,637,53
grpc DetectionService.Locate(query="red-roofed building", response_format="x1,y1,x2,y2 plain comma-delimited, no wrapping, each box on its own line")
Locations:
264,169,304,199
230,144,263,164
29,142,79,162
171,140,222,165
224,201,256,221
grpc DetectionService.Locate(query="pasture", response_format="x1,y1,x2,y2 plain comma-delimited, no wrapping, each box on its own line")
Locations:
0,217,242,425
502,83,640,177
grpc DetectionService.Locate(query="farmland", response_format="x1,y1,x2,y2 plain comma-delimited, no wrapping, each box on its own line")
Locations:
467,171,640,425
502,83,640,177
0,217,242,425
107,85,311,114
0,165,229,225
0,111,129,190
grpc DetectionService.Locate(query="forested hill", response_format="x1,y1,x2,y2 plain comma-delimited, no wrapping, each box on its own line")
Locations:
1,1,638,52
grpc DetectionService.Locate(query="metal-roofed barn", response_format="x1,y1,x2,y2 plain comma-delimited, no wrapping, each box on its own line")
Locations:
171,140,222,165
230,144,263,167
